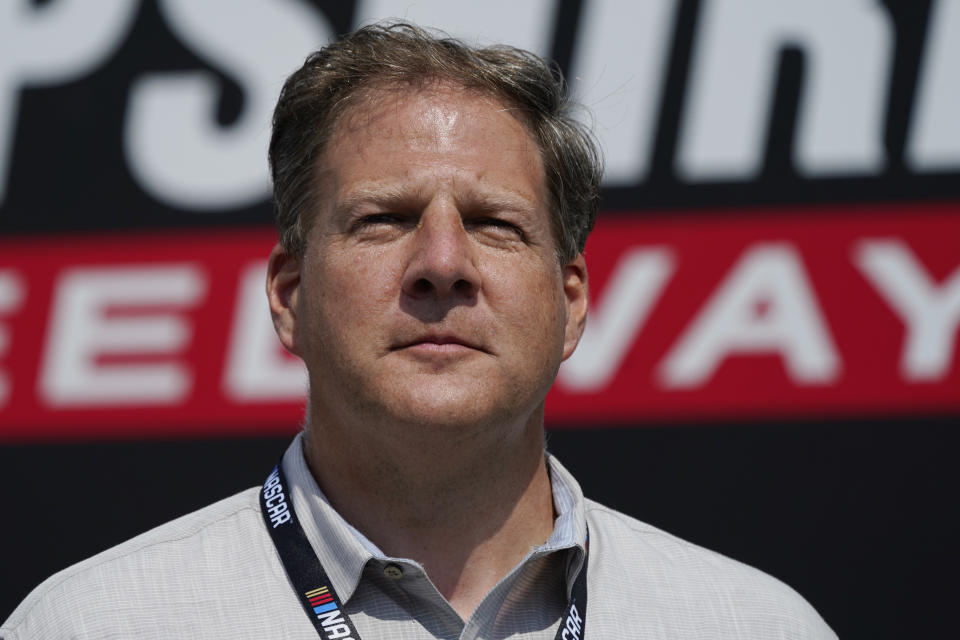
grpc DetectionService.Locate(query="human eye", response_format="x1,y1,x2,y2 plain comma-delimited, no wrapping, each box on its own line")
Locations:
358,213,399,225
351,212,412,232
467,217,527,243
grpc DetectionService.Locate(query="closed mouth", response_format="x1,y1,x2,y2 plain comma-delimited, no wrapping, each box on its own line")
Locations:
393,334,486,353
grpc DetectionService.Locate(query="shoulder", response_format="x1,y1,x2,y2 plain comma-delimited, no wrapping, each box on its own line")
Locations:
583,499,837,640
1,488,289,639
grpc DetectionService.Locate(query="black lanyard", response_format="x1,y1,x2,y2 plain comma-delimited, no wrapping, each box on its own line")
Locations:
260,464,589,640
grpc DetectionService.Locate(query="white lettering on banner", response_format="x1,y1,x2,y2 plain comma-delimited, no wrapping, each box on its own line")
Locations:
677,0,891,180
568,0,677,184
559,248,675,391
355,0,556,54
907,0,960,170
224,260,306,400
125,0,333,210
0,270,25,408
659,244,840,388
0,0,137,206
40,266,206,406
855,240,960,381
4,1,960,203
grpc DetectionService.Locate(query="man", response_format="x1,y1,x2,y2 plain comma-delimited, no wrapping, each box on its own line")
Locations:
3,23,835,639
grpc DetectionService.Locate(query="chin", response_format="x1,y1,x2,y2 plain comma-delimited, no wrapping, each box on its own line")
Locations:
388,379,542,433
395,386,491,427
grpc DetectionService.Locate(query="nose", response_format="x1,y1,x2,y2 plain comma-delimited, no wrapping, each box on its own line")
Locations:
401,202,481,300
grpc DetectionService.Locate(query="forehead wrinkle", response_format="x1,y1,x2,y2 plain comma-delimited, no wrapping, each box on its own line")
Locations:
318,83,550,231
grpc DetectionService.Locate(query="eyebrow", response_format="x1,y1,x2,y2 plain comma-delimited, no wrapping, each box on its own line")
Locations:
334,184,540,219
333,186,413,219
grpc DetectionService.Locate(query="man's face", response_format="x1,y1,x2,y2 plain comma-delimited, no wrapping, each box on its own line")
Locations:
268,84,587,433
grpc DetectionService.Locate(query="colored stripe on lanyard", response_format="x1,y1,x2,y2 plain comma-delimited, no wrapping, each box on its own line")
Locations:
260,464,589,640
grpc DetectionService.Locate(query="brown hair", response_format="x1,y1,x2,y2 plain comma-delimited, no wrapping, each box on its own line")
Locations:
269,22,602,263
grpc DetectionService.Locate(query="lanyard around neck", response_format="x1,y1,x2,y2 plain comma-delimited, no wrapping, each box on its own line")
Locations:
260,464,589,640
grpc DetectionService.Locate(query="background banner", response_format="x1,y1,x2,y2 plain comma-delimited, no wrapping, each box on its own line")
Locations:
2,1,958,636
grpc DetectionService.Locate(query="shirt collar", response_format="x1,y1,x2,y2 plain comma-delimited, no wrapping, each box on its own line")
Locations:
544,454,589,597
281,433,374,603
280,434,589,604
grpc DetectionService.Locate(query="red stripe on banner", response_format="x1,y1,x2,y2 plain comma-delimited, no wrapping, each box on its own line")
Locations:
548,202,960,424
0,203,957,441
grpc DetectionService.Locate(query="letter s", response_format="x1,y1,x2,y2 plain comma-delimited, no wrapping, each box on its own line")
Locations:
124,0,334,210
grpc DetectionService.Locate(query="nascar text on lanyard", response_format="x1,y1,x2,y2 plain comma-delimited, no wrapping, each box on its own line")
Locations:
260,465,589,640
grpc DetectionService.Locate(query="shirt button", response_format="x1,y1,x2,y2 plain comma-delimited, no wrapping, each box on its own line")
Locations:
383,564,404,579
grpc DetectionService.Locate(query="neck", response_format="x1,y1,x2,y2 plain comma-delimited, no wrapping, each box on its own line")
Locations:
302,406,556,621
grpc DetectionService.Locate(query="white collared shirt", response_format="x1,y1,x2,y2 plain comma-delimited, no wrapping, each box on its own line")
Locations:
2,434,835,639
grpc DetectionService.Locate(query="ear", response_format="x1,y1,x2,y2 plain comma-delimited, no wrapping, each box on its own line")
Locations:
561,253,588,361
266,243,302,355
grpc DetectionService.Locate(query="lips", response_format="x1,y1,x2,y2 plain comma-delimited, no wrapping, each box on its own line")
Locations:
392,332,487,353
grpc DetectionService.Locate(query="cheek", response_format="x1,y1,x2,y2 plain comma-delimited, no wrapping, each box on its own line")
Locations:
311,255,398,325
490,263,567,341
